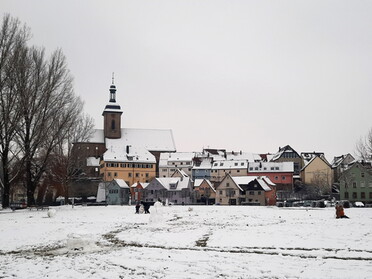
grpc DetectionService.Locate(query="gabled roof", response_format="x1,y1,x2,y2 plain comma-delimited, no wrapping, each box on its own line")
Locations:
301,152,330,170
171,169,189,178
152,177,191,191
230,176,275,192
331,154,355,168
271,145,301,161
110,179,129,188
194,179,215,192
131,182,149,188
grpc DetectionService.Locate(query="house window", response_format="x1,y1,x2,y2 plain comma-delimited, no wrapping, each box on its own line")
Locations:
352,192,357,199
226,183,229,187
249,167,253,171
128,173,132,177
361,173,365,178
353,182,357,188
108,172,111,177
146,173,149,177
255,167,258,170
275,167,279,170
275,176,278,180
344,192,349,199
235,163,238,166
258,191,261,195
282,176,286,180
361,192,366,199
114,172,118,177
219,190,223,195
136,173,139,177
249,191,254,195
361,182,365,188
241,163,244,166
237,170,240,173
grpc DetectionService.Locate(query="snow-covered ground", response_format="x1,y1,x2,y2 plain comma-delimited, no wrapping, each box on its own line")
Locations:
0,205,371,279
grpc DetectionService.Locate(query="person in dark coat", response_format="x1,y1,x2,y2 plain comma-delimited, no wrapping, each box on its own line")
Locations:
135,202,140,214
144,202,150,214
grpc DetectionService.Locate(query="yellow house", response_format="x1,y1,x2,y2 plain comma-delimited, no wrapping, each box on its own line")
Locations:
301,152,333,191
100,144,156,186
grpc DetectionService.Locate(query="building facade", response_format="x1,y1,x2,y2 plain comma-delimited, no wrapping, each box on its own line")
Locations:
339,161,372,204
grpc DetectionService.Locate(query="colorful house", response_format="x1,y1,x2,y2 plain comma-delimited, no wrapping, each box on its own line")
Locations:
339,161,372,204
301,152,333,192
100,144,157,185
106,179,130,205
215,174,276,206
193,179,216,204
247,162,293,200
144,177,193,205
130,182,148,204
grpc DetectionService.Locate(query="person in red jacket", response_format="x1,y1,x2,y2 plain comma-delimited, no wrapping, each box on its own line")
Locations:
335,202,349,219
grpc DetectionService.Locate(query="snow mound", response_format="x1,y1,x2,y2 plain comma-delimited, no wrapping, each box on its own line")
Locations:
148,201,164,226
47,209,57,218
66,233,98,252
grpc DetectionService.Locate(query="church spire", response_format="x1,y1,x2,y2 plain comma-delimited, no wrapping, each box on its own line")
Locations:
109,72,117,102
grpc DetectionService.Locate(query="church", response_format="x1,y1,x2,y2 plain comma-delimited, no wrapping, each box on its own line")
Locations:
70,81,176,198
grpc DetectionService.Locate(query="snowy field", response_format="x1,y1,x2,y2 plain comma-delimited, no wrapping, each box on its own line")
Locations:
0,205,371,279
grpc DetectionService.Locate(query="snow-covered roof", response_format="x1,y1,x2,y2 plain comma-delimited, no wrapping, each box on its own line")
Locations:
271,145,300,161
159,152,195,167
113,179,129,188
231,176,274,192
103,140,156,163
212,160,248,170
226,152,262,162
193,179,215,191
154,177,191,191
87,128,176,152
86,157,100,167
331,154,355,168
131,182,149,188
301,152,330,170
248,162,294,173
103,103,123,114
193,158,213,170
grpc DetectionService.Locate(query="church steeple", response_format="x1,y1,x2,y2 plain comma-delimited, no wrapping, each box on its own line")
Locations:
102,74,123,139
109,73,117,102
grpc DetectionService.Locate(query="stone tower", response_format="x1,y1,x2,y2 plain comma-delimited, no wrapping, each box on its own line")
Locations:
102,79,123,139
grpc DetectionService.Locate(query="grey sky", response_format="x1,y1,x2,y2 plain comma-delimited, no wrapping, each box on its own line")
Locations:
2,0,372,161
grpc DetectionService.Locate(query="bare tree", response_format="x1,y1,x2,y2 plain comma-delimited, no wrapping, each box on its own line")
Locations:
15,46,84,206
0,14,30,207
40,114,94,204
356,128,372,161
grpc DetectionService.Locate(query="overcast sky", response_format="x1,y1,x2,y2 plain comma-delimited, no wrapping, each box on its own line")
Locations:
2,0,372,160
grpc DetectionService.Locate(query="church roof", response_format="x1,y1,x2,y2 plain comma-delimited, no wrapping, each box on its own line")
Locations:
87,128,176,152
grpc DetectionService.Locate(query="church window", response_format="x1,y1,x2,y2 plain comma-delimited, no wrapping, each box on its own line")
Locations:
111,119,116,130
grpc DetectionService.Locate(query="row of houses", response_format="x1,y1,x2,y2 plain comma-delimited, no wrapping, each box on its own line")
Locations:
98,170,277,206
